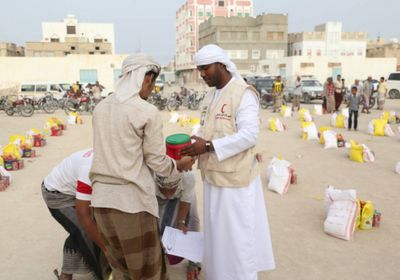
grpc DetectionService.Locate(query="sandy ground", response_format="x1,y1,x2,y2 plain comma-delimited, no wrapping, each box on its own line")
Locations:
0,99,400,280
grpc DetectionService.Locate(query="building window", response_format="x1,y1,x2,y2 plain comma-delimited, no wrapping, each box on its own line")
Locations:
66,25,76,35
189,10,193,16
94,38,103,43
70,46,76,50
64,52,71,56
294,50,297,56
317,49,321,56
89,52,94,55
267,32,274,41
206,11,212,17
80,69,98,83
218,1,224,7
277,32,284,41
266,50,285,59
252,49,260,59
95,46,100,50
50,38,60,42
307,49,312,56
237,12,242,17
299,50,302,56
199,11,204,16
245,13,250,17
101,52,106,55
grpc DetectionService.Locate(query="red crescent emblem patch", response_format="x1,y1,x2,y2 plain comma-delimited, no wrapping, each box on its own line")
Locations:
221,104,227,113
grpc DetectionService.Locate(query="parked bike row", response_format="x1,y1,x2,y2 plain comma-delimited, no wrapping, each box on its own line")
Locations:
147,89,206,111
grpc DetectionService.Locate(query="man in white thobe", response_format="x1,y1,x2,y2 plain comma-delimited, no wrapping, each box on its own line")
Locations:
181,44,275,280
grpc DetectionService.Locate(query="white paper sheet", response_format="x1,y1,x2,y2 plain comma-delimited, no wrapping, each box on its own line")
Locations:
161,226,204,263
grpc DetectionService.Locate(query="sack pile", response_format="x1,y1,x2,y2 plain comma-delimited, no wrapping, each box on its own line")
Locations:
267,157,297,195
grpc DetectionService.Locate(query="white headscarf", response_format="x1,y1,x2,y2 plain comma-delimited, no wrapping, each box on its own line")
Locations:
194,44,245,84
154,173,183,189
114,53,160,102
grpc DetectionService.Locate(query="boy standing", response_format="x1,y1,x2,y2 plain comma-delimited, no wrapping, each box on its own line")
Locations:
348,86,361,131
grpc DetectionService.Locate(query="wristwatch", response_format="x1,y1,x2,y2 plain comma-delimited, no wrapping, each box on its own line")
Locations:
205,141,211,152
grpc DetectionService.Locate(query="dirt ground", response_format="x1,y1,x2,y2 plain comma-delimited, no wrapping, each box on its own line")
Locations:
0,99,399,280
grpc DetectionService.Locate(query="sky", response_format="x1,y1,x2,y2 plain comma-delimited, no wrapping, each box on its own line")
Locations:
1,0,399,64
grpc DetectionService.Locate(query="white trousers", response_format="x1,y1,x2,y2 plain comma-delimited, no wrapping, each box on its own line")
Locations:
204,176,275,280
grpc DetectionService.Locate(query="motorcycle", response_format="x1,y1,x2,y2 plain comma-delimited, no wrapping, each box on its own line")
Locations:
64,92,99,115
150,92,168,110
0,96,7,111
188,91,205,110
4,96,34,117
24,93,58,114
167,92,183,111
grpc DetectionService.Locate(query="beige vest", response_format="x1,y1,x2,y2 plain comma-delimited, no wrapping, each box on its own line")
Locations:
198,79,259,187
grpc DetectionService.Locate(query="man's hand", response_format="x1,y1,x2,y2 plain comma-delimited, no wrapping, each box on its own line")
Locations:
176,222,188,234
180,136,207,157
176,156,195,172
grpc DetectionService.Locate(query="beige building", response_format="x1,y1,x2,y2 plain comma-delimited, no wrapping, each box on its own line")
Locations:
367,38,400,71
26,15,115,57
0,42,25,57
198,13,288,75
288,22,367,58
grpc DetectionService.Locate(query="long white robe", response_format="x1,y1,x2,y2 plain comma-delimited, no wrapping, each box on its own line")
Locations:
203,81,275,280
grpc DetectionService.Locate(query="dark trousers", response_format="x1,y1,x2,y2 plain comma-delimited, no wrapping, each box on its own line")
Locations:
348,110,359,129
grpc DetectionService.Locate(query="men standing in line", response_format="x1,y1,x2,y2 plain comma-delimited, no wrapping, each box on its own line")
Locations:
181,44,275,280
90,54,194,280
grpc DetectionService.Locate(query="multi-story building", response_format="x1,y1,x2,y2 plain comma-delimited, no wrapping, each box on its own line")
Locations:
26,15,115,57
198,13,288,75
176,0,253,83
0,42,25,57
288,22,367,59
367,38,400,71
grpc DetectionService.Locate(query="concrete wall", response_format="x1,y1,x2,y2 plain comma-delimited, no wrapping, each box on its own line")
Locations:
258,56,397,84
0,54,127,90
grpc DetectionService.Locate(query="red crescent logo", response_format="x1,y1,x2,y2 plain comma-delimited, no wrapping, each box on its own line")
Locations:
221,104,227,113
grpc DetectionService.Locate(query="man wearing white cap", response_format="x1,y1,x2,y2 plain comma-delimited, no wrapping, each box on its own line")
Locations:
90,53,194,280
181,44,275,280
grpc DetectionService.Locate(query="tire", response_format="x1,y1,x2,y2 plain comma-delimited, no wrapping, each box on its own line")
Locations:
303,93,311,104
64,100,77,115
43,102,56,114
21,104,34,117
369,97,376,109
5,107,14,116
167,99,178,111
190,100,200,110
389,89,399,99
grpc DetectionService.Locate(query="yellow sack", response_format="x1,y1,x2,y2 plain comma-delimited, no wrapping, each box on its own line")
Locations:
280,105,287,117
269,118,278,132
2,143,22,160
319,127,332,144
359,200,374,230
349,140,364,163
47,117,58,128
29,128,42,136
190,118,200,126
0,156,4,167
336,114,345,128
299,108,308,121
301,122,314,140
373,119,387,136
9,135,26,146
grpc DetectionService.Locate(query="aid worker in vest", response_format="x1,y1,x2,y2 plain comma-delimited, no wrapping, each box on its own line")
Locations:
272,76,284,113
180,44,275,280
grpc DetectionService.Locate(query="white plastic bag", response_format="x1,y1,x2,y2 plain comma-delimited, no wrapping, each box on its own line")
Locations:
303,123,319,141
282,106,292,118
267,158,292,195
395,162,400,175
0,166,12,183
342,108,350,119
303,110,312,122
367,121,374,135
330,113,337,127
169,112,180,123
275,118,285,132
323,130,338,149
313,105,323,116
324,186,358,241
362,145,375,163
385,125,395,137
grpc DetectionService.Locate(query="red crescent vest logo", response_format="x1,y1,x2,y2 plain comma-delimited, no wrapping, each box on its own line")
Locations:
221,104,227,113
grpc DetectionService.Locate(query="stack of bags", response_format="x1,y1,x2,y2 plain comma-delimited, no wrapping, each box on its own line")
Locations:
367,119,394,137
1,143,24,171
268,118,286,132
280,105,292,118
301,122,318,141
349,140,375,163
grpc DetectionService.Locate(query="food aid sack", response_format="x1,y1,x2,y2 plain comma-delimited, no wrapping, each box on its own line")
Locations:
299,108,312,122
323,130,338,149
331,113,347,129
341,108,350,119
268,118,285,132
280,105,292,118
302,122,318,141
313,104,323,116
267,157,292,195
319,126,332,144
368,119,387,136
381,111,396,124
324,186,358,241
349,140,364,163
